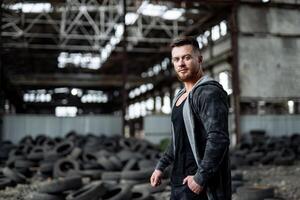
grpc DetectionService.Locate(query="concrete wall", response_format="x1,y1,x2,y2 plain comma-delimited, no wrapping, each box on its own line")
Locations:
239,5,300,35
240,114,300,136
2,114,122,143
238,5,300,98
201,36,231,62
144,115,171,144
241,0,300,5
143,114,300,144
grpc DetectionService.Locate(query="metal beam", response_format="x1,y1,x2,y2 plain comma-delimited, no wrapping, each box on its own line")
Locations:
2,42,169,53
10,73,153,88
1,0,187,51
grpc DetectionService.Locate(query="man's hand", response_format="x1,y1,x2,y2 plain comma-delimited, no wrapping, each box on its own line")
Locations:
150,169,163,187
183,175,204,194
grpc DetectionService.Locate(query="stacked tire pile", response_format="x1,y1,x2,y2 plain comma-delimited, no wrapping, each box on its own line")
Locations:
230,131,300,200
0,132,171,200
231,131,300,168
231,172,283,200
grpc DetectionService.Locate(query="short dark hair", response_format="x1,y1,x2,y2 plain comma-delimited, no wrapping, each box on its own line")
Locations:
170,36,200,51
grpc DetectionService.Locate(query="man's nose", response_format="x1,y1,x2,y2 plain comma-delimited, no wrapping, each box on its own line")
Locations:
179,58,185,65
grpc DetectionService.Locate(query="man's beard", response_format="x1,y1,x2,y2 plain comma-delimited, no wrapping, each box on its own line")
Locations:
176,67,200,82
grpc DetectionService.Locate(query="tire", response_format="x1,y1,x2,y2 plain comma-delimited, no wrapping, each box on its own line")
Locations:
237,186,274,200
231,172,243,181
245,152,264,165
144,150,161,160
8,149,25,160
260,151,280,165
132,180,169,194
19,136,34,145
68,147,82,160
2,167,27,183
121,168,153,180
230,154,247,167
38,176,82,194
39,161,54,175
43,151,61,162
19,144,33,155
5,158,17,169
108,156,122,171
0,177,13,190
101,185,132,200
132,141,148,153
27,147,44,161
55,141,74,157
232,180,244,193
120,179,149,186
97,157,116,171
102,171,121,181
15,159,36,168
82,162,102,170
138,159,157,169
66,181,106,200
131,189,153,200
101,140,118,152
122,158,139,171
273,148,295,166
53,158,80,178
119,138,134,150
35,135,48,146
94,149,111,158
78,169,102,180
117,150,142,163
82,152,98,163
27,192,64,200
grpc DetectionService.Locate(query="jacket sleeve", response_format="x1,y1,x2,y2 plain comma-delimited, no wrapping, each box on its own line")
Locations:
192,85,230,187
155,137,174,172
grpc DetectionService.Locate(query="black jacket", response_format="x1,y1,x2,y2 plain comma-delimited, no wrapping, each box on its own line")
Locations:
155,76,231,200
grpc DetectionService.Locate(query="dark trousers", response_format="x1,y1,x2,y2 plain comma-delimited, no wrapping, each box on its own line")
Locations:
170,184,208,200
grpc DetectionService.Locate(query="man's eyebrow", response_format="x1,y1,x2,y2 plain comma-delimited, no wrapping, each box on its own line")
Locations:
172,53,192,58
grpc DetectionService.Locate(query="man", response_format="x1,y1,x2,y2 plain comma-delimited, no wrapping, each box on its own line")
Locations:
150,36,231,200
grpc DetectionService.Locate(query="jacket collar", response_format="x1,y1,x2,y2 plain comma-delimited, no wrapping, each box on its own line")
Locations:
172,75,213,109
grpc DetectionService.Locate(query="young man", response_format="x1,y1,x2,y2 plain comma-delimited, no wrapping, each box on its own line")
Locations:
150,36,231,200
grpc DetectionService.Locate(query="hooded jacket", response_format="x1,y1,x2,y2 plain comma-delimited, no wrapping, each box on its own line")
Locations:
155,75,231,200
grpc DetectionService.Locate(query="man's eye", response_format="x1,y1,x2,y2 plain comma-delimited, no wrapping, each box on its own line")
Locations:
184,56,191,60
172,58,179,62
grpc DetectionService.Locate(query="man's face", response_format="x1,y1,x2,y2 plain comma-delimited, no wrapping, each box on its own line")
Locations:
171,45,202,82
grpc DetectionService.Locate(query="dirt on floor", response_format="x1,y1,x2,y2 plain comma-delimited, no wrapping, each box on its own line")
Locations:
233,161,300,200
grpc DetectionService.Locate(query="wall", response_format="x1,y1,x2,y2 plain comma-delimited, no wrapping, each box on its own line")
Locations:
240,114,300,136
238,5,300,98
143,114,300,144
144,115,171,144
2,114,122,143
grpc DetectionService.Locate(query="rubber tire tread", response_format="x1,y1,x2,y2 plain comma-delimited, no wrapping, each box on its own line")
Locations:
0,177,13,189
237,186,274,200
38,176,82,194
27,192,64,200
101,171,121,181
131,189,154,200
101,185,132,200
2,167,26,183
121,168,153,180
66,181,106,200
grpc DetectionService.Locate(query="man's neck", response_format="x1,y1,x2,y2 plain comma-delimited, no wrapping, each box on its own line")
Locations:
183,74,203,93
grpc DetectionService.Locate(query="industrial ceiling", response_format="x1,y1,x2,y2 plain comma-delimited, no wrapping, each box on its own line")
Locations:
1,0,233,114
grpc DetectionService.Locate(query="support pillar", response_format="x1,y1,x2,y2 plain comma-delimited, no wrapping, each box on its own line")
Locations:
230,2,241,144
